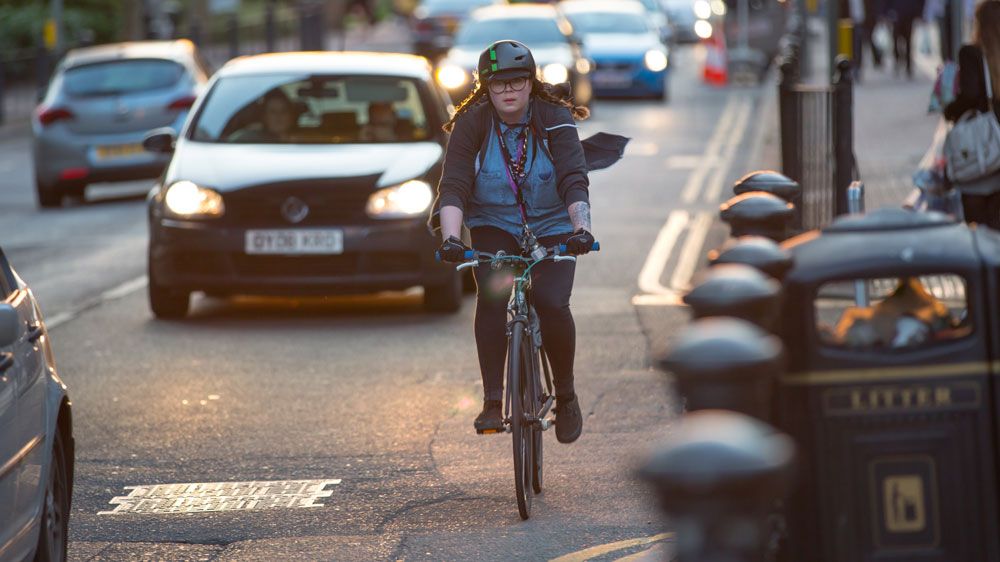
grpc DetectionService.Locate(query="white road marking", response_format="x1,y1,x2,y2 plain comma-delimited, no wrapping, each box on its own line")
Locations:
665,155,712,169
703,99,753,203
680,95,738,204
633,94,755,307
636,210,689,297
669,212,714,292
44,275,148,331
99,479,342,515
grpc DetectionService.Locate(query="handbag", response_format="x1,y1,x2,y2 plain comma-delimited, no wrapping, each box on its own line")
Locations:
944,55,1000,183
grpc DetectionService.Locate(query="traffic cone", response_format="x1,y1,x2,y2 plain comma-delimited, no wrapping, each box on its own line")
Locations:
703,27,728,86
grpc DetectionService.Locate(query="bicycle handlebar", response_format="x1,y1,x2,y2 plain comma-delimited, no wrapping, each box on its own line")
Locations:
435,242,600,263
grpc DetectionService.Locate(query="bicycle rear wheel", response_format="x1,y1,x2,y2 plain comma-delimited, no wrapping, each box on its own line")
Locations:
508,323,533,520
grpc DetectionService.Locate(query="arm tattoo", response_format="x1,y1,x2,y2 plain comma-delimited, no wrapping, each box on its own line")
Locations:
568,201,592,232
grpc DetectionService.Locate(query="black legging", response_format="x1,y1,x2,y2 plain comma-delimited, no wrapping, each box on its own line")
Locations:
470,226,576,402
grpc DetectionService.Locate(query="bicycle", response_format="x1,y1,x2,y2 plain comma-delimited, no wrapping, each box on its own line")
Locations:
442,241,599,520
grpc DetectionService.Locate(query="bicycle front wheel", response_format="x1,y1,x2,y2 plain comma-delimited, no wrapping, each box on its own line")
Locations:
508,323,533,520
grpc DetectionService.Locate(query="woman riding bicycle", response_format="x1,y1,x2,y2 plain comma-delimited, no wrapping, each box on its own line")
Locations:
435,40,594,444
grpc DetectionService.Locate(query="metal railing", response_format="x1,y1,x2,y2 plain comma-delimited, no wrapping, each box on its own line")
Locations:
776,5,858,231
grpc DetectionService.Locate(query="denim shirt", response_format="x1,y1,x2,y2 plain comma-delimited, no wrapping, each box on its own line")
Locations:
465,116,575,239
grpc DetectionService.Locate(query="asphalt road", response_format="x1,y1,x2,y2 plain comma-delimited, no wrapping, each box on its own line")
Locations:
0,46,766,561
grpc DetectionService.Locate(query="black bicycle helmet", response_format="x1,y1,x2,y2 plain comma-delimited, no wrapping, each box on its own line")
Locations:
477,40,536,83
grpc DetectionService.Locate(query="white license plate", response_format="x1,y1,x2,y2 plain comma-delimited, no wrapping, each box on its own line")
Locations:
244,229,344,255
593,71,633,88
95,143,145,160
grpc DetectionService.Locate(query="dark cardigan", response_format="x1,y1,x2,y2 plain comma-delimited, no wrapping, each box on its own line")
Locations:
944,45,1000,123
435,98,590,214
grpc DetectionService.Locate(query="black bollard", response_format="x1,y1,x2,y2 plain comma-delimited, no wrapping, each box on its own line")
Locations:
639,410,796,562
707,236,794,282
658,316,783,420
732,171,802,231
683,264,782,329
719,192,795,242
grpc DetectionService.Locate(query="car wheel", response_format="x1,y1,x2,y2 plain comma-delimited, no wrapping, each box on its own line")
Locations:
33,430,69,562
423,271,463,313
36,180,63,209
66,183,86,203
149,275,190,319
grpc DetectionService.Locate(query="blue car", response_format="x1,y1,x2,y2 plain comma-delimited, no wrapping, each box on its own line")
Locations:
562,0,670,100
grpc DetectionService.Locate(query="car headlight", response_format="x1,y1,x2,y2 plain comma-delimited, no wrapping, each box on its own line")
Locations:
366,180,433,218
163,180,225,218
693,0,712,20
694,19,713,39
436,64,468,90
644,50,668,72
542,63,569,85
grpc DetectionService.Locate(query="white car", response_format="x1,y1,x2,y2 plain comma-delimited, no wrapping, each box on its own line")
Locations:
0,248,74,562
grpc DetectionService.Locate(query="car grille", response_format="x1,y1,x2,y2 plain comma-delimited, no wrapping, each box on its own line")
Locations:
171,251,228,276
221,177,379,227
231,254,361,277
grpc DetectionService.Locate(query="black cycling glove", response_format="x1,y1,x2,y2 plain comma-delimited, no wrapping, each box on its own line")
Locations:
437,236,471,263
564,229,595,255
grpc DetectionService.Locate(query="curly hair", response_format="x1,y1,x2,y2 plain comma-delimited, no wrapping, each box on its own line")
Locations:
442,78,590,133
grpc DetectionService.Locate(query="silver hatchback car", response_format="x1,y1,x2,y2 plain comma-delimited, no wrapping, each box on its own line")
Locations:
32,40,210,208
0,248,74,562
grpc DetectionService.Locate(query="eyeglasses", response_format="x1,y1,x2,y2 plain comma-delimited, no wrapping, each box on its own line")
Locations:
488,77,529,94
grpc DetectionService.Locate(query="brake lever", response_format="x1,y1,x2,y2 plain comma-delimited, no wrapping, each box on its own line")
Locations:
456,261,479,271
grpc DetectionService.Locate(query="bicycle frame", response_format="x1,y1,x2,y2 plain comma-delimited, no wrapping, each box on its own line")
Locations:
456,247,576,432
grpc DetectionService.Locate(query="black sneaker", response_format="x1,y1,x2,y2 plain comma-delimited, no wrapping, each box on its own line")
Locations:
555,395,582,443
474,400,504,434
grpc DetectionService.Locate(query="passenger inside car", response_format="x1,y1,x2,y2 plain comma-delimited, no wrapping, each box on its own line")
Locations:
360,102,398,142
228,88,301,142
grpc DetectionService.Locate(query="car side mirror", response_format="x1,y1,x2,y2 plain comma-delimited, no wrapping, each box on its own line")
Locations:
143,128,177,154
0,304,19,348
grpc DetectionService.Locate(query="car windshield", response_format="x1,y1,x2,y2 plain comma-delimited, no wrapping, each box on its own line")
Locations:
190,74,433,144
63,59,184,97
566,12,649,34
455,17,565,47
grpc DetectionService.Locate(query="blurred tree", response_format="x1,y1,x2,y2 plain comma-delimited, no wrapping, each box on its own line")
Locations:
0,0,122,54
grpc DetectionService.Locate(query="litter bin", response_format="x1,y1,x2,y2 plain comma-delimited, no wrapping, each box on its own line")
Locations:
776,208,1000,561
708,235,794,281
658,317,783,419
684,263,782,329
719,191,796,241
638,410,796,562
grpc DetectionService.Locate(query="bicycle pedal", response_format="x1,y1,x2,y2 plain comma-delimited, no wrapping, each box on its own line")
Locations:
477,428,503,435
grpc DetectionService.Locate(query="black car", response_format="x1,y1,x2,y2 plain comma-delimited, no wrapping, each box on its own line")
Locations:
143,52,463,318
435,4,593,106
411,0,507,61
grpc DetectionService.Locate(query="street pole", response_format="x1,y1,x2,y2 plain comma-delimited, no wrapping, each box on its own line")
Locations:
827,0,839,84
50,0,63,53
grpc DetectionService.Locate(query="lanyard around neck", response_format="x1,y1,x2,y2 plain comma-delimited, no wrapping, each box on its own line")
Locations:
494,118,530,223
